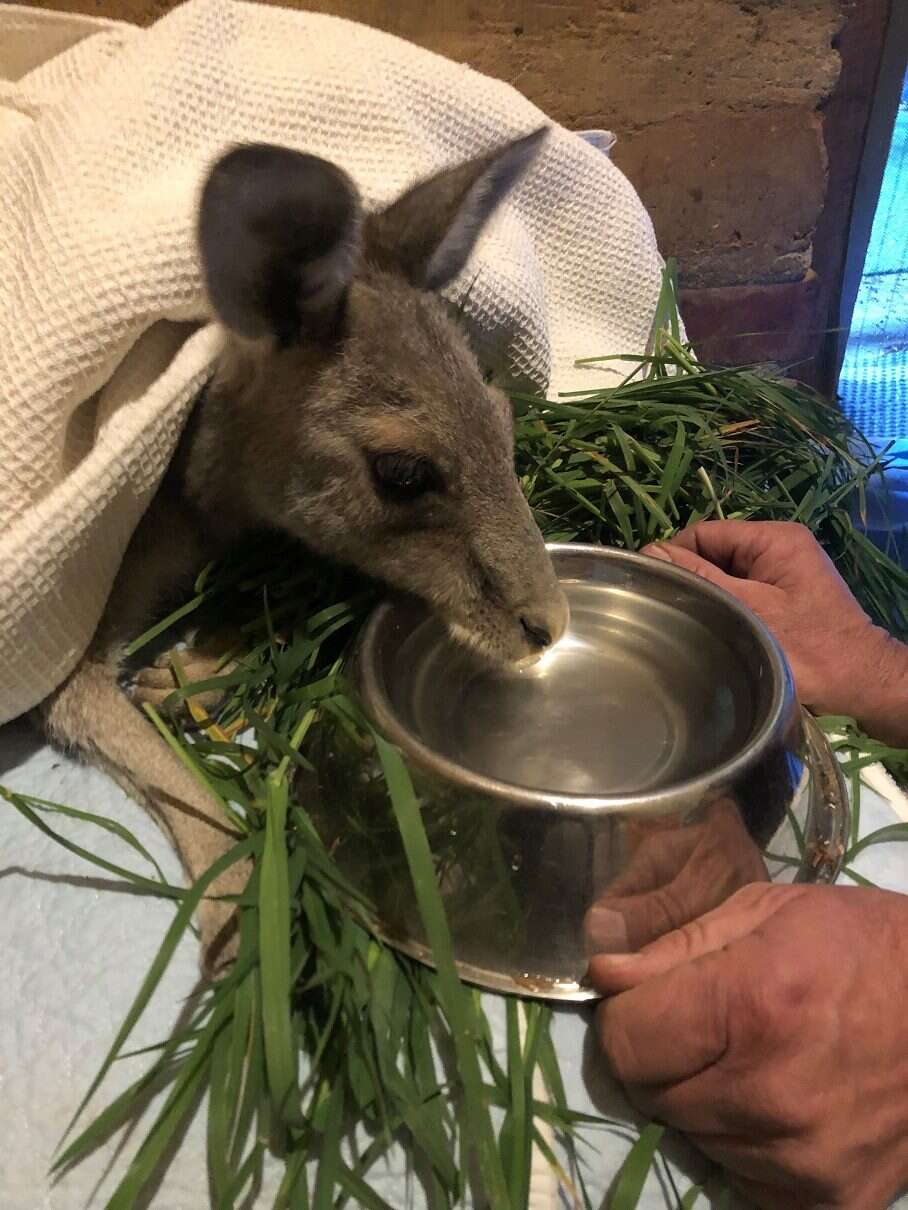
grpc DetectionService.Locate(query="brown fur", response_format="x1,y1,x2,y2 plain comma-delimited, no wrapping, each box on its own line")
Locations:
37,131,568,975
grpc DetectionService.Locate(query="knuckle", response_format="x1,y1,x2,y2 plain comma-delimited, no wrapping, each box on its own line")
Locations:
780,521,817,552
700,951,731,1054
728,881,771,908
728,880,796,917
677,913,714,957
739,961,811,1044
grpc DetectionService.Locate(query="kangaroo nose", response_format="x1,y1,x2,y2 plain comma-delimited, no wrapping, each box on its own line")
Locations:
520,616,553,650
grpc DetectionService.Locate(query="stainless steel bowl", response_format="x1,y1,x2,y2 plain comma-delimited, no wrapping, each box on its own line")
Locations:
301,544,848,1001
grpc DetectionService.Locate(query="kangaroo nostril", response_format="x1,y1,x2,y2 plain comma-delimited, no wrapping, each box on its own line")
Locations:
520,617,552,650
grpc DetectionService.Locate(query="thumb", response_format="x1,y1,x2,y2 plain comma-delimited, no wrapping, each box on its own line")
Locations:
588,883,800,995
642,541,742,594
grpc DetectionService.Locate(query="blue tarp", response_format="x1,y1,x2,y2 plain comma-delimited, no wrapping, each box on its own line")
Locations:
839,71,908,561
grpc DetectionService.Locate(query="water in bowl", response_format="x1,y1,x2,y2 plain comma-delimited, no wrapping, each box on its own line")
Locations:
388,579,755,796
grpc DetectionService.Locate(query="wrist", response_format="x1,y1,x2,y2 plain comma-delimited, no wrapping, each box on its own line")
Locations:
850,628,908,748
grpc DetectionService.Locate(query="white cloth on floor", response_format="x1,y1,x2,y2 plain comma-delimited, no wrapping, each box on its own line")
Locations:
3,721,908,1209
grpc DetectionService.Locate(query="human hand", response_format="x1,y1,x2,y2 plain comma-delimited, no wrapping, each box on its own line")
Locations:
584,799,768,954
590,883,908,1210
642,521,908,746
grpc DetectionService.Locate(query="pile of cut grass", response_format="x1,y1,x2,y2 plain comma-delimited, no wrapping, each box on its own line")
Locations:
4,265,908,1209
513,273,907,637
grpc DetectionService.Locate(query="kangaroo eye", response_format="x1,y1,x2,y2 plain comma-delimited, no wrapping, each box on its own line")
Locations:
370,452,444,501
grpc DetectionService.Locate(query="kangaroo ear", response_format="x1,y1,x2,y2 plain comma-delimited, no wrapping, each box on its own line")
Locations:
198,143,362,346
365,127,548,291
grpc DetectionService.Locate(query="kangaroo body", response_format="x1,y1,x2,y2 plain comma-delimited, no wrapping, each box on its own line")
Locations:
37,132,568,973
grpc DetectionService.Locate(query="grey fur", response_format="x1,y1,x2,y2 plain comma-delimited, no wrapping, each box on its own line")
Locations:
37,132,567,974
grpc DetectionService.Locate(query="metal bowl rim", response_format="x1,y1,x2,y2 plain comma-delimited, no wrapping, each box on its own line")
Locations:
355,543,797,814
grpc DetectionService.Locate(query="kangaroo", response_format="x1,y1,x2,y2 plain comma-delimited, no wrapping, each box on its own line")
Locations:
37,129,569,974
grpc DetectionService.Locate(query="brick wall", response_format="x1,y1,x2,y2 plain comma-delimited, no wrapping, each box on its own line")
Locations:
21,0,892,389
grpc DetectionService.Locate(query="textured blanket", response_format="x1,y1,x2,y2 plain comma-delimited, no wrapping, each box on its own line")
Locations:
0,0,667,724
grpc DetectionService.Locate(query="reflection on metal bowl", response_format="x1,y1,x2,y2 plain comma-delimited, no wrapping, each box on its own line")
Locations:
298,544,848,1001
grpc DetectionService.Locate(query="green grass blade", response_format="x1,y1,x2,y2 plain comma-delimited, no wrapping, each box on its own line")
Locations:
53,836,256,1158
680,1186,704,1208
50,1063,180,1178
337,1163,398,1210
105,1011,229,1208
207,1009,234,1204
847,822,908,862
608,1123,664,1209
374,735,511,1209
258,779,300,1135
312,1080,346,1210
220,1141,266,1207
843,865,879,888
500,997,529,1209
0,787,185,899
124,590,208,656
0,789,171,884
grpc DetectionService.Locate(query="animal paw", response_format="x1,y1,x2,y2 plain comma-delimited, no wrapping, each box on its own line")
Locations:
131,644,235,718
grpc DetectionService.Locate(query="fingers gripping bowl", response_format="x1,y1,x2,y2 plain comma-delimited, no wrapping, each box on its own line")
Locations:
300,545,848,1001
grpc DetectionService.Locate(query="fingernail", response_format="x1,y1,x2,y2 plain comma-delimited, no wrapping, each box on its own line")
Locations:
583,907,630,955
642,544,672,562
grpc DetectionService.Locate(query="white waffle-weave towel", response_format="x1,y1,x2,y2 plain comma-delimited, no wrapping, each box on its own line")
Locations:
0,0,666,725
